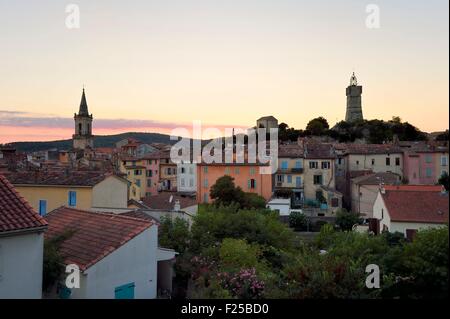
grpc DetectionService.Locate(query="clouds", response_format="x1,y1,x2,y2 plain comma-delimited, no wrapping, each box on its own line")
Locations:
0,110,248,141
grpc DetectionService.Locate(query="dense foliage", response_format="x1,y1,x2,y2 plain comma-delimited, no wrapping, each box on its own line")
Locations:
209,175,266,209
42,230,75,292
278,117,427,143
438,171,449,191
335,209,362,231
159,203,448,299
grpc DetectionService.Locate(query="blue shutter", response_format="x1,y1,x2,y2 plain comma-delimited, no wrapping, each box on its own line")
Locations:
114,282,135,299
248,179,251,189
296,177,302,188
39,200,47,216
68,191,77,206
254,179,257,189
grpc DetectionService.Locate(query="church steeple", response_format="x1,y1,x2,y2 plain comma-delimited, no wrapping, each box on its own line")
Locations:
78,88,89,116
73,88,94,150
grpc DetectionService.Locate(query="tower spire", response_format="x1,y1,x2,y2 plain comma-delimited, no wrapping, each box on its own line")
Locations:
78,88,89,116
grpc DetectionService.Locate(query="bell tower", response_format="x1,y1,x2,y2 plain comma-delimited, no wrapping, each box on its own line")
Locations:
73,88,94,149
345,72,363,122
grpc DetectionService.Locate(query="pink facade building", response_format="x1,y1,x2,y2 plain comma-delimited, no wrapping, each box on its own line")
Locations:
403,145,449,185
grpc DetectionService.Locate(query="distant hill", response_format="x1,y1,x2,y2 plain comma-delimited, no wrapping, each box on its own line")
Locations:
10,132,179,152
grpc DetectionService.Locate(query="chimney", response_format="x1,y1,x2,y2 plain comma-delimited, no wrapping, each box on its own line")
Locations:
174,199,181,212
380,183,385,194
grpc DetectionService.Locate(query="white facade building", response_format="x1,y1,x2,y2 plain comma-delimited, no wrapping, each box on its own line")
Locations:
0,175,48,299
177,163,197,193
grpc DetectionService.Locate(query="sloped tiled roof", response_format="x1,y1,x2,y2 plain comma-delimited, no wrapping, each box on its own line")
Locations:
278,144,304,158
352,172,401,185
304,143,336,159
142,192,197,211
0,174,48,234
381,185,449,224
4,171,116,187
44,207,155,271
343,144,403,155
120,210,160,224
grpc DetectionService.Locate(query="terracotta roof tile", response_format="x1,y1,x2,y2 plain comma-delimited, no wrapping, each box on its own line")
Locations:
4,171,114,187
44,207,155,271
141,192,196,211
0,174,48,233
381,186,449,224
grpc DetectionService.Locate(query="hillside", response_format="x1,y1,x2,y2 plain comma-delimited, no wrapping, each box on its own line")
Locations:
10,132,178,152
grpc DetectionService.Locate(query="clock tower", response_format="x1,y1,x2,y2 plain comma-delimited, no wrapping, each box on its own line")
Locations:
345,72,363,122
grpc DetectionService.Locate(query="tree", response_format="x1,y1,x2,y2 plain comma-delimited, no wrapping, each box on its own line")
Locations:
335,209,361,231
306,117,329,136
159,216,191,254
209,175,242,207
438,171,449,191
43,230,75,292
289,211,307,230
404,227,449,298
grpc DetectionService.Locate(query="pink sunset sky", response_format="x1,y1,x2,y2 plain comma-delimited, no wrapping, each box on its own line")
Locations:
0,1,448,144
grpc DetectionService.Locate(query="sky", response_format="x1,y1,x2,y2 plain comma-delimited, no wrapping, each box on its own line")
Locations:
0,0,448,143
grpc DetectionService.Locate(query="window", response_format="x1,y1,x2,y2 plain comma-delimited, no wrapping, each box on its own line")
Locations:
381,208,384,219
181,167,185,174
147,160,153,165
441,156,448,166
68,191,77,207
287,175,292,183
189,178,194,187
181,178,185,187
147,179,152,187
248,179,256,189
295,160,302,169
356,160,359,165
386,157,390,166
313,175,323,185
315,190,323,201
145,192,151,197
295,176,302,187
425,155,432,163
204,166,208,173
331,198,339,208
204,179,208,188
395,157,400,166
309,161,318,169
277,175,284,183
281,161,288,170
371,159,375,165
426,167,432,177
135,179,141,187
146,170,152,177
337,158,342,165
39,200,47,216
189,167,194,174
134,169,142,175
225,167,231,175
235,168,240,174
406,229,418,242
250,167,256,175
321,161,330,169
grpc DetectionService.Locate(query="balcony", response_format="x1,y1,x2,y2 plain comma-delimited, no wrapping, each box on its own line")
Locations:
277,168,303,174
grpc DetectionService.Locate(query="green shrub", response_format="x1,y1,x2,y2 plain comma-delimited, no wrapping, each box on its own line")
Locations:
289,211,307,230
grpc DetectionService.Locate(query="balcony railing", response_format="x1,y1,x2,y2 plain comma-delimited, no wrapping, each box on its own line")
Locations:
278,168,303,174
